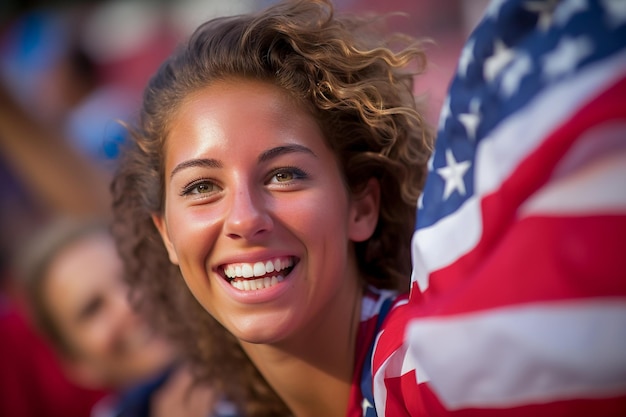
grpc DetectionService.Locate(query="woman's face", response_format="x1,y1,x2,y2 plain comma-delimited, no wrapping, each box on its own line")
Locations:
44,231,174,388
154,79,379,345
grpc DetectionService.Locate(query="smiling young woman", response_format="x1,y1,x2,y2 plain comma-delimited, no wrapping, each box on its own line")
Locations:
111,1,432,416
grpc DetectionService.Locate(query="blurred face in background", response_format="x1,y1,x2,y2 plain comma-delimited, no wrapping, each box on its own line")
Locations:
42,230,175,389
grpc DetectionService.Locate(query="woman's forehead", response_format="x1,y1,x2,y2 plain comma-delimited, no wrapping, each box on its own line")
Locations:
163,79,325,163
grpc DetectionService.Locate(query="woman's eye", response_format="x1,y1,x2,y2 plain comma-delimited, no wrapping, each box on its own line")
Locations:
181,180,220,196
268,167,308,184
274,171,294,182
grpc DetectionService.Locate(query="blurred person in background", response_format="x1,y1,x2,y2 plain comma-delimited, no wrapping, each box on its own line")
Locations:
15,218,231,417
0,263,106,417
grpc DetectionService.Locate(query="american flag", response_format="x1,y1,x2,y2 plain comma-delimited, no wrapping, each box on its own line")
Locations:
371,0,626,415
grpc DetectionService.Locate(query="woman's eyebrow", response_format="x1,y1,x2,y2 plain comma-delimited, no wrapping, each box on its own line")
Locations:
170,158,222,179
170,144,316,179
258,144,317,163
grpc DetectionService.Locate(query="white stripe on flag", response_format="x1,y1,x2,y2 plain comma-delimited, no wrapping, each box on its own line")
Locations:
520,122,626,217
405,299,626,409
411,196,481,292
520,147,626,216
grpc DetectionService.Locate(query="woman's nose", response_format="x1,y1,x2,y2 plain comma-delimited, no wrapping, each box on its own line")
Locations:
223,186,273,240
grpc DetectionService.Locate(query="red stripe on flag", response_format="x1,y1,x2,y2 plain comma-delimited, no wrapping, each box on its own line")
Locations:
423,214,626,316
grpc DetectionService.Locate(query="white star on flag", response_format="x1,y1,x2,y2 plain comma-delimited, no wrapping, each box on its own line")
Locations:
542,36,593,79
501,52,532,97
484,39,515,82
437,149,472,200
361,398,374,414
525,0,561,31
459,98,481,140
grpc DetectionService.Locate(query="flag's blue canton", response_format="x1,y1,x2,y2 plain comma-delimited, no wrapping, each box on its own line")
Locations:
416,0,626,231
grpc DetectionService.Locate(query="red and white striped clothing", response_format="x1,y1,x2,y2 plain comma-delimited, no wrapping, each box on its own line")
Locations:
347,288,407,417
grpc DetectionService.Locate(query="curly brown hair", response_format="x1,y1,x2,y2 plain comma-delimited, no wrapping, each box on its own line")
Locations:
111,0,432,415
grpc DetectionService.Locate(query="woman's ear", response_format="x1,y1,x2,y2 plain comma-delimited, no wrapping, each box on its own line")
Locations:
152,214,179,265
348,178,381,242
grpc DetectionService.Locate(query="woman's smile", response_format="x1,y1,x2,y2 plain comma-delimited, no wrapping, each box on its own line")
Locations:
220,256,298,291
211,252,303,307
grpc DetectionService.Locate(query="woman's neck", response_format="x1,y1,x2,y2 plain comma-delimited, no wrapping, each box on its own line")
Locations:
241,285,364,417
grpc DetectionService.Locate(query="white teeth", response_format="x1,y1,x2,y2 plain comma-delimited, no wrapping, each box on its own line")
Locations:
253,262,265,277
224,265,235,278
224,258,293,291
242,264,253,278
223,257,293,278
230,275,285,291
